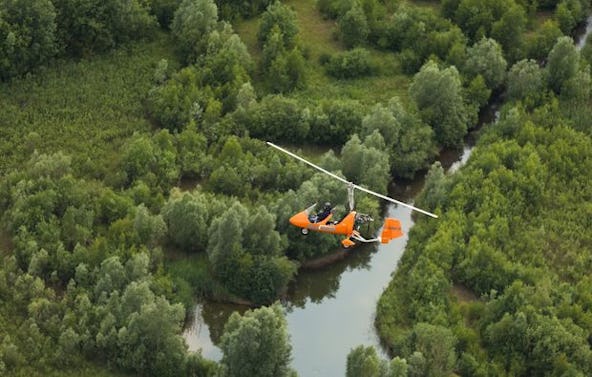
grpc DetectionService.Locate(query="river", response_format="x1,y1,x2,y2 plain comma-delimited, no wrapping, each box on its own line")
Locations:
184,14,592,375
183,142,477,376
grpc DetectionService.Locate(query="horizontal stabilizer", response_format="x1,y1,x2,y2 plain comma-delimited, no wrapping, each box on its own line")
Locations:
380,218,403,244
341,238,356,248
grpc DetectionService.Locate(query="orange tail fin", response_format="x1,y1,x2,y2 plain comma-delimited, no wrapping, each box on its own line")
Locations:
380,218,403,243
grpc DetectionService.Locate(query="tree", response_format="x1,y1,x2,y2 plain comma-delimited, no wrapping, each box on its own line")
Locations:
149,0,182,28
120,131,179,190
171,0,218,64
555,0,583,34
346,345,388,377
117,284,187,377
238,95,309,142
546,36,578,94
491,4,526,62
361,103,400,146
507,59,545,104
176,127,208,178
407,352,427,377
0,0,58,80
339,2,369,48
361,98,436,178
52,0,156,56
418,161,448,212
341,134,390,192
409,61,470,148
243,206,282,257
525,20,562,61
390,357,409,377
219,303,295,377
464,38,507,91
161,192,210,251
410,323,457,377
258,1,299,49
134,204,166,247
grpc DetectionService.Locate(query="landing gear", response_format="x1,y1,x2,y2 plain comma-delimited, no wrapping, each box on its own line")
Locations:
301,228,309,235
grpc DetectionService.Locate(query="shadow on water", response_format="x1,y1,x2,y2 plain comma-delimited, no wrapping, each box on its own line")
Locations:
182,90,505,374
574,15,592,50
184,200,418,376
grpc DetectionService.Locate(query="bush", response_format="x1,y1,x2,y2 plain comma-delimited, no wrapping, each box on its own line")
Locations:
325,48,374,79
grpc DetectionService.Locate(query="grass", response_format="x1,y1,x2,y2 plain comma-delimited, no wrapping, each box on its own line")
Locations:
234,0,410,105
0,33,177,178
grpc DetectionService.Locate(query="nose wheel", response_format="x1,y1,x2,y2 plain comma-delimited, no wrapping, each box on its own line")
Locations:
301,228,309,235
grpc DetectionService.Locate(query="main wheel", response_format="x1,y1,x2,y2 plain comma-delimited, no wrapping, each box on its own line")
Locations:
301,228,309,235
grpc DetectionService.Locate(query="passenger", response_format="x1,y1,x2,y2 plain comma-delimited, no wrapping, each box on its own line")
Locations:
309,202,333,223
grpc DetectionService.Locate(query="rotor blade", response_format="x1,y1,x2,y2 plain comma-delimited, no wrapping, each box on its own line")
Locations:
266,142,350,185
352,184,438,218
267,141,438,219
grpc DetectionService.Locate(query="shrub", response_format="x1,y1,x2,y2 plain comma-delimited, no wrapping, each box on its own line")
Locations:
325,48,374,79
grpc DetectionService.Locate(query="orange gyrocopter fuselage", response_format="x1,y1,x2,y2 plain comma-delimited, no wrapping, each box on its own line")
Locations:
289,204,403,248
266,141,437,248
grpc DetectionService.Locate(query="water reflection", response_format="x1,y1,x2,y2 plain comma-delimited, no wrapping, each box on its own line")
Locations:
183,148,474,375
286,244,375,309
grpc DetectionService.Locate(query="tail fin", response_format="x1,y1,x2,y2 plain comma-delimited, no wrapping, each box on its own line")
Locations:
380,218,403,244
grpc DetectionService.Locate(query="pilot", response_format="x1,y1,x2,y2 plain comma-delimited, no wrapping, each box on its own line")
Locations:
317,202,333,221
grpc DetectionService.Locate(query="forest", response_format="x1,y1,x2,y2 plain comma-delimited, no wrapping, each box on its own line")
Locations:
0,0,591,376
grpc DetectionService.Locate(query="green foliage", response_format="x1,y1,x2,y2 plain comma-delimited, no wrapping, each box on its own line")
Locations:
116,285,186,377
120,131,179,191
0,0,58,80
361,98,437,178
258,1,299,49
525,20,562,62
219,303,295,377
453,0,517,42
149,0,182,28
463,38,507,91
171,0,218,64
53,0,157,57
325,48,374,79
259,8,306,94
346,345,389,377
339,2,369,48
555,0,586,34
507,59,546,105
161,190,219,252
377,102,592,376
207,202,296,304
216,0,273,20
490,4,527,62
341,134,390,192
546,36,579,94
235,94,309,142
375,6,466,73
0,36,172,177
307,100,365,145
409,61,471,148
409,323,457,377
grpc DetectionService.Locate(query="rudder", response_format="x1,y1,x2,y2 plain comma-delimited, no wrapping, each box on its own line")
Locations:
380,218,403,243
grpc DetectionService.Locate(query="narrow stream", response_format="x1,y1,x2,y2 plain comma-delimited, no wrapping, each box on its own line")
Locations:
183,146,477,376
575,15,592,50
185,15,592,374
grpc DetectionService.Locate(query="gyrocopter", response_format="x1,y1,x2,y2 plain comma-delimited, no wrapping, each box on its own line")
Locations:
267,142,438,248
